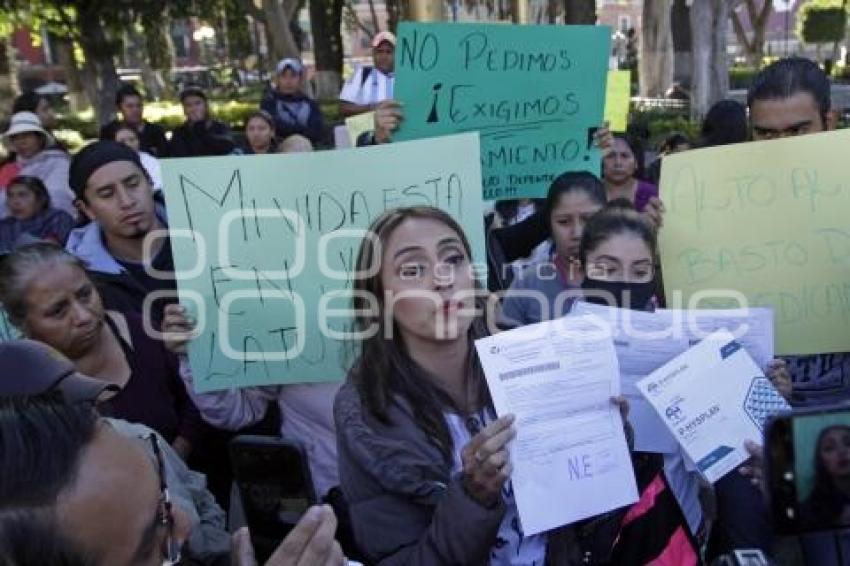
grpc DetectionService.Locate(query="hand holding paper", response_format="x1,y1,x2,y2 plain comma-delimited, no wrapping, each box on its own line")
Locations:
637,329,790,483
475,316,637,535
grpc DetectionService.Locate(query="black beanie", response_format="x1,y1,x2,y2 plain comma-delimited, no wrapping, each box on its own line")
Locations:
68,140,145,199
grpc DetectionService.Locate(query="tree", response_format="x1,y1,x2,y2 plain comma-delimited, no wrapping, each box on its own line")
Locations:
563,0,595,23
0,13,19,116
797,0,848,62
730,0,773,68
237,0,302,64
640,0,674,97
309,0,344,100
671,0,692,86
690,0,734,119
0,0,128,125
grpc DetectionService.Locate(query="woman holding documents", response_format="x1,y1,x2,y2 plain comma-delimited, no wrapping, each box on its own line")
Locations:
333,206,695,565
506,191,707,543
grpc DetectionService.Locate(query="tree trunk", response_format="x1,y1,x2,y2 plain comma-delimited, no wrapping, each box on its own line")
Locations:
671,0,691,88
386,0,401,32
309,0,344,100
0,38,19,118
368,0,381,32
563,0,595,24
143,12,176,100
547,0,561,23
730,0,773,69
262,0,301,63
690,0,732,120
77,14,121,126
127,26,165,100
640,0,674,97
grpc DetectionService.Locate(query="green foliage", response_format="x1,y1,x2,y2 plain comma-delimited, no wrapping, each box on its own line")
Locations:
797,1,848,45
729,66,759,90
631,108,701,148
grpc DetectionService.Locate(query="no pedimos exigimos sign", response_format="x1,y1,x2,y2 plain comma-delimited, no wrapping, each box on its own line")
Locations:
393,22,611,200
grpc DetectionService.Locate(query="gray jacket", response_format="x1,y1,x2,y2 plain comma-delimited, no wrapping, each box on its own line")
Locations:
108,418,230,563
335,380,506,565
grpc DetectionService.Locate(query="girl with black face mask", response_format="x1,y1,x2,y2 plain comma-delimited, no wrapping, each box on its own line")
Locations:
578,199,659,311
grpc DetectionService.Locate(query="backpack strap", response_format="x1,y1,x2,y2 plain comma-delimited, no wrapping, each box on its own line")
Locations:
360,66,373,87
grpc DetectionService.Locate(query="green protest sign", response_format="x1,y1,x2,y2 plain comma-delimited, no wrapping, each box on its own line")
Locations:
162,134,486,392
393,22,610,200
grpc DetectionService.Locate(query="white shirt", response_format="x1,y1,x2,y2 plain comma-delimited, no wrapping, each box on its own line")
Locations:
139,151,163,192
339,65,394,106
445,407,547,566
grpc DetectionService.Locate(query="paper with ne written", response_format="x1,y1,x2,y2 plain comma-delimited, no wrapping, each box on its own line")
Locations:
571,302,774,454
475,315,638,535
637,329,790,483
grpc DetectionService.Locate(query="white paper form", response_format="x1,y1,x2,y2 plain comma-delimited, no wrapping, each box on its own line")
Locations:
637,330,791,483
570,303,776,452
682,308,775,369
475,316,638,536
571,302,689,453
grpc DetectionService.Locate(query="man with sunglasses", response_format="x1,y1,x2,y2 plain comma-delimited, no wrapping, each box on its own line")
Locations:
0,340,345,565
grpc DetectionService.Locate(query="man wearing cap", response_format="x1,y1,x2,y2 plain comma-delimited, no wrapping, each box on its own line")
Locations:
0,340,346,565
339,31,396,118
168,86,236,158
0,111,75,218
0,338,231,563
65,140,175,324
261,58,325,145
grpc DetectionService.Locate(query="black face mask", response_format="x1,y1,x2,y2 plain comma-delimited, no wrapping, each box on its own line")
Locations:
580,276,657,311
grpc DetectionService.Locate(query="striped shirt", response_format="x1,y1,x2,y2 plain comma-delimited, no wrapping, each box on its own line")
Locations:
339,65,394,106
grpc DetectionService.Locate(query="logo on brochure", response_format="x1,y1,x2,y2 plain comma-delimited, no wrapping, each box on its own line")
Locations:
645,364,689,398
664,396,686,425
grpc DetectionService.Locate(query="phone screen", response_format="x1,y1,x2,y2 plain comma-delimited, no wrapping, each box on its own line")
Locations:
792,410,850,531
230,437,315,559
768,406,850,533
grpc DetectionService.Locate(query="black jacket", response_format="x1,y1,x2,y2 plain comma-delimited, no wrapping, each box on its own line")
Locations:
260,90,325,145
100,120,169,157
168,120,235,158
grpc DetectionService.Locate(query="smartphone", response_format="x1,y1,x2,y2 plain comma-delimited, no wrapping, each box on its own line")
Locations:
765,404,850,534
230,435,317,562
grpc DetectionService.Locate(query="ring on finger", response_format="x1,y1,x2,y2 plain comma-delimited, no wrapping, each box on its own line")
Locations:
474,450,486,464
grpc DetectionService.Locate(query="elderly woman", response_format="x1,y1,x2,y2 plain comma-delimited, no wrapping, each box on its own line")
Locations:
0,242,205,460
0,112,75,218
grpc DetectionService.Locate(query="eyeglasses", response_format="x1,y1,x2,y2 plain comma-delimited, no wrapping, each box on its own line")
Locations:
147,434,182,565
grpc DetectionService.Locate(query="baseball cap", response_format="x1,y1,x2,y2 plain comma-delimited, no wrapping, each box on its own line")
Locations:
276,58,304,75
371,31,396,49
0,339,118,403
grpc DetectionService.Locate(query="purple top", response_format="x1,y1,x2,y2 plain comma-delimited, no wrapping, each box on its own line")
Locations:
634,180,659,213
98,312,206,446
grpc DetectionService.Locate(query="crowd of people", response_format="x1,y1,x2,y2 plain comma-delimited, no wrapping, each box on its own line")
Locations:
0,37,847,566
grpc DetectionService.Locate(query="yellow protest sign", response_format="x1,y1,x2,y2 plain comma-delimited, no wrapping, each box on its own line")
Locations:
345,111,375,146
659,129,850,356
603,70,631,133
